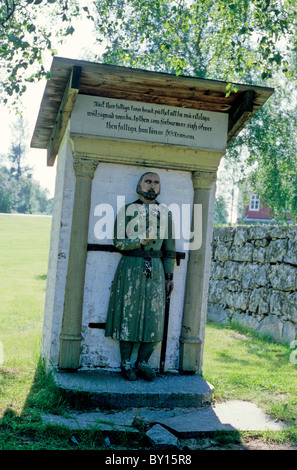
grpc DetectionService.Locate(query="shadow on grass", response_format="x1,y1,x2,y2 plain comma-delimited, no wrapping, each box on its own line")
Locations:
35,274,47,281
0,358,144,450
0,358,77,449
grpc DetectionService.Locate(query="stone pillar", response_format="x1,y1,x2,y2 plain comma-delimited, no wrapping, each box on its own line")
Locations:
59,155,99,369
179,169,217,373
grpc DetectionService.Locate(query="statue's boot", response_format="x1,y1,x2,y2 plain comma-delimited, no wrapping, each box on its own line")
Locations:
120,341,137,381
120,360,137,381
136,342,158,381
135,360,156,381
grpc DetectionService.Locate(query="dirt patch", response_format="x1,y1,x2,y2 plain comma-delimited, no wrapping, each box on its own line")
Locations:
180,437,297,451
242,440,297,451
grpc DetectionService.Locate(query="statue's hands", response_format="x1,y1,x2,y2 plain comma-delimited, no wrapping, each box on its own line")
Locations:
166,280,174,296
145,224,157,243
140,231,156,245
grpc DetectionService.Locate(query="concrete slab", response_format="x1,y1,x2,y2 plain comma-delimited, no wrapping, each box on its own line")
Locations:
213,400,285,432
146,425,179,449
41,400,285,437
137,401,285,437
53,370,214,409
138,406,234,436
138,401,284,436
41,410,140,436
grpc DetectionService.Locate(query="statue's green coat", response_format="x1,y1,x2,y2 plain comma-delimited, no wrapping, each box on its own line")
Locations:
105,201,175,343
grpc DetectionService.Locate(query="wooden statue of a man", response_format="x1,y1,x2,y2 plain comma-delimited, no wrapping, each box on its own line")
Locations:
105,172,175,381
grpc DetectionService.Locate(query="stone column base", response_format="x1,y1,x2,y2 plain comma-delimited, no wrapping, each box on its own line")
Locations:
179,338,202,373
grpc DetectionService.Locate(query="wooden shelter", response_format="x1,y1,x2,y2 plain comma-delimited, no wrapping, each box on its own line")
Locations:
31,57,273,373
31,57,273,166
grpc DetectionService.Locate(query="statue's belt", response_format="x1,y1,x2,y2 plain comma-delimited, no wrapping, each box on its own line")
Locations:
121,249,176,259
87,244,184,265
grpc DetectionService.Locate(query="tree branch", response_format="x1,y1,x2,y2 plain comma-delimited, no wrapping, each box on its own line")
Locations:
0,0,16,26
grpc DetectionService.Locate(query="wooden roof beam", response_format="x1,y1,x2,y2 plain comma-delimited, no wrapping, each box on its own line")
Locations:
227,90,255,145
47,65,82,166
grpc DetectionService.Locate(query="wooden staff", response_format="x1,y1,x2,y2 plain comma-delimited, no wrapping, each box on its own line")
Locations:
159,289,172,374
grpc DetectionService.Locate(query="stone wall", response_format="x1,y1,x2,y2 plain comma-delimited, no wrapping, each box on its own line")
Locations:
207,225,297,343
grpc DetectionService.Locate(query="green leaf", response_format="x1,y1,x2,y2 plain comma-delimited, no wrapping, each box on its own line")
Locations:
26,23,36,33
66,26,75,35
274,53,282,65
239,26,248,35
225,83,239,97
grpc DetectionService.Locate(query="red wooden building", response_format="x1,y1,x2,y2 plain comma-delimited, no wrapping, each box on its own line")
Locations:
239,193,292,224
243,194,272,222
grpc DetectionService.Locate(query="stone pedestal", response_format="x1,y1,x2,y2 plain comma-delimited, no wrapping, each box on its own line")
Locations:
53,370,215,410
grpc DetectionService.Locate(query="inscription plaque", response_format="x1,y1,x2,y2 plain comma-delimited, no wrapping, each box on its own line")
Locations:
71,96,228,150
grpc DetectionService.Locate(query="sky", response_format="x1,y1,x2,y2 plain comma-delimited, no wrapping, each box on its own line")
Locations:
0,11,98,198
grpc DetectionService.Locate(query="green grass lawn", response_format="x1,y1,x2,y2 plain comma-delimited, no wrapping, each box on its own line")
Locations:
0,215,52,417
0,214,297,449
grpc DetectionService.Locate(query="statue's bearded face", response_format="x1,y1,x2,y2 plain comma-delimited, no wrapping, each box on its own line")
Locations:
137,172,160,201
